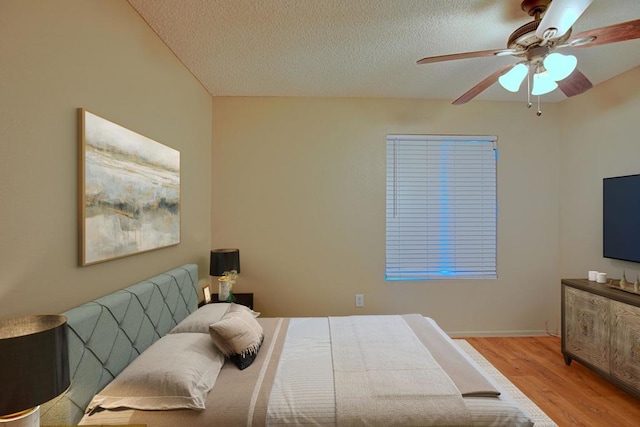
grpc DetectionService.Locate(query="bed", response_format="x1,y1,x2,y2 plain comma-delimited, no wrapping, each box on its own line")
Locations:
41,264,534,426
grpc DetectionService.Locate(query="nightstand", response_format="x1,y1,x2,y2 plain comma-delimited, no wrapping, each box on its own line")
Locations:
211,292,254,310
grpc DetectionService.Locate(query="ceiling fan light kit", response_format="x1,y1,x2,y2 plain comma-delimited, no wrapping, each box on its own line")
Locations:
497,51,576,96
416,0,640,116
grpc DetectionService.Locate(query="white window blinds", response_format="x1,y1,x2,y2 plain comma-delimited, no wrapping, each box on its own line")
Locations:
386,135,497,280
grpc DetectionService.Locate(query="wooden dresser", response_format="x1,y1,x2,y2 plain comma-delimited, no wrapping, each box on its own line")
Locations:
561,278,640,398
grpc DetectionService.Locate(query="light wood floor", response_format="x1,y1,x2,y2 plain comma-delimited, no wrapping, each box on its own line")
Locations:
466,336,640,427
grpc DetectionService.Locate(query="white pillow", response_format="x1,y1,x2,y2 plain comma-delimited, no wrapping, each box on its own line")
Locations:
170,303,259,334
233,302,261,318
209,305,264,370
86,333,224,411
170,303,232,334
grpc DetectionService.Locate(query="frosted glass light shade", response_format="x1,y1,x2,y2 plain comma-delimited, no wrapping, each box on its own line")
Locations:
532,71,558,95
544,53,577,81
498,64,528,92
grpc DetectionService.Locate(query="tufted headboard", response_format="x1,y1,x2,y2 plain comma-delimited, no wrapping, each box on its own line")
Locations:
40,264,199,425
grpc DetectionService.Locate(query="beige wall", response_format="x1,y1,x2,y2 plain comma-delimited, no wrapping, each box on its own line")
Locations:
559,66,640,279
2,1,637,336
0,1,212,317
212,97,562,335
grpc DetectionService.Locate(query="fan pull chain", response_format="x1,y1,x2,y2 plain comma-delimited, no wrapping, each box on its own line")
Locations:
526,65,532,109
537,95,542,116
525,64,542,117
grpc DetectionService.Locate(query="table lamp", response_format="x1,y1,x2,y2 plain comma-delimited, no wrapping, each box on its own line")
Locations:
0,315,70,427
210,248,240,302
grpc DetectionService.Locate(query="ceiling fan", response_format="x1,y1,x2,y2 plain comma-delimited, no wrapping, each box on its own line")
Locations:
417,0,640,115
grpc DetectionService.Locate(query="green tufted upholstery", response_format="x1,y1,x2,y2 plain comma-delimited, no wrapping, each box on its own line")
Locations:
40,264,198,425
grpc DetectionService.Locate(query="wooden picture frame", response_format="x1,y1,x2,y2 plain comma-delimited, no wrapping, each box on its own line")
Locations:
78,108,180,266
202,284,212,304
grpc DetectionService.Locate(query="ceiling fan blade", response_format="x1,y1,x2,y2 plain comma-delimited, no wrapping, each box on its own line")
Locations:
536,0,593,40
568,19,640,48
417,49,513,65
452,64,516,105
557,68,593,97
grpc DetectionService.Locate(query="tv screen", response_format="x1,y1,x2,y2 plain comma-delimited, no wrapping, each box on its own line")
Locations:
603,174,640,263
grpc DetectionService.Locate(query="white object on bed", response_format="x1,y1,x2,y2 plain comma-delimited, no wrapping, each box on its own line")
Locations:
330,315,471,425
86,333,224,411
209,303,264,370
170,302,260,334
79,315,535,426
267,317,336,425
266,317,534,427
169,303,232,333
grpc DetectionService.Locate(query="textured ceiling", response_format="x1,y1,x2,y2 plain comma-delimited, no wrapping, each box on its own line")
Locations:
127,0,640,103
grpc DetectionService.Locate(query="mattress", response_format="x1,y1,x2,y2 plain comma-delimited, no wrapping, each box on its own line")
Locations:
80,315,534,426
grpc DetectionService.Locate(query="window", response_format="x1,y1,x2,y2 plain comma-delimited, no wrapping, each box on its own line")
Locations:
385,134,497,280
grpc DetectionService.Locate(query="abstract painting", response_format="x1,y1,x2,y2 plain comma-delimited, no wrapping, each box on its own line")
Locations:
78,109,180,266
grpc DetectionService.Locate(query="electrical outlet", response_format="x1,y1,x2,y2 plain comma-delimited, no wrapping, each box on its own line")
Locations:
355,293,364,307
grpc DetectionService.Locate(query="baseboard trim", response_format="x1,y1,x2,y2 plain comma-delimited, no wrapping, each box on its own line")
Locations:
447,329,550,338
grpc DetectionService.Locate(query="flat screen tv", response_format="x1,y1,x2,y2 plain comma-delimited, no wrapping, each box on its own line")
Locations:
603,174,640,263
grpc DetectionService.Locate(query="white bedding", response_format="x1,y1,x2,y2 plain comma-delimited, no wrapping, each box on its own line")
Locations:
80,316,534,426
267,318,335,425
267,317,534,426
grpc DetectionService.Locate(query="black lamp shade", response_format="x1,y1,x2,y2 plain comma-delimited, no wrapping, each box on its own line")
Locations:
0,315,70,416
210,248,240,276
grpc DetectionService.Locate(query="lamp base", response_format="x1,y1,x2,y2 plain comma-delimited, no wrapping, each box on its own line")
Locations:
0,406,39,427
218,280,231,301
